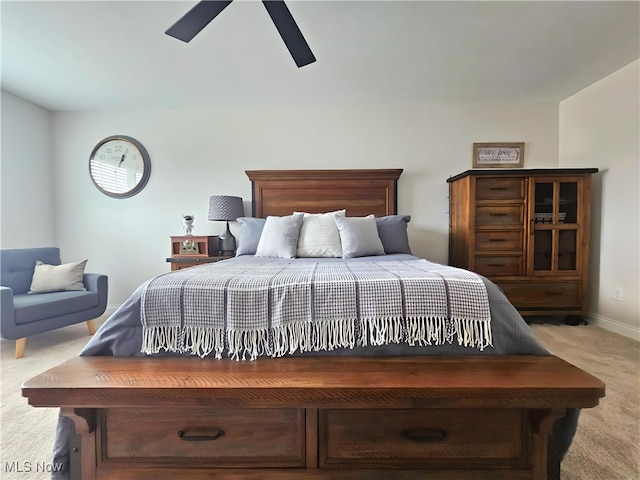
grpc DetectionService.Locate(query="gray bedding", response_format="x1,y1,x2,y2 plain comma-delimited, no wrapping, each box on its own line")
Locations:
51,254,577,479
82,254,547,357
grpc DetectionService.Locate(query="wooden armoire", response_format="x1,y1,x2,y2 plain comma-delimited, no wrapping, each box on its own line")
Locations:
447,168,598,322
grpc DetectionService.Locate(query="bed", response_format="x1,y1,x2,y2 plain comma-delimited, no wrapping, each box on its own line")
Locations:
25,169,604,480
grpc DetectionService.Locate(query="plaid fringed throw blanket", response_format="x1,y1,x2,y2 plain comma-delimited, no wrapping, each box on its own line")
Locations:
141,260,492,360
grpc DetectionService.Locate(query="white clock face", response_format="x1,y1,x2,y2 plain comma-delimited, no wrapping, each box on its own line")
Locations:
89,136,151,198
94,139,144,172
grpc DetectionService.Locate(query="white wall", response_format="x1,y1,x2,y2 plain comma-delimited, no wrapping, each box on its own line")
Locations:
0,91,56,248
47,102,559,306
560,60,640,339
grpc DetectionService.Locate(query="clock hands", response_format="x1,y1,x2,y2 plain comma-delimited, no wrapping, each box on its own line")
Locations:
118,154,125,168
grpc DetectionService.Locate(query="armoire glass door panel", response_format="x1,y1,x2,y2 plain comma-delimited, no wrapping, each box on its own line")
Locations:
534,180,579,224
534,182,554,224
559,182,578,224
533,230,552,271
558,230,577,270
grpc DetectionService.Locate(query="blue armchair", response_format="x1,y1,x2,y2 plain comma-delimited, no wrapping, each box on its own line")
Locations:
0,247,108,358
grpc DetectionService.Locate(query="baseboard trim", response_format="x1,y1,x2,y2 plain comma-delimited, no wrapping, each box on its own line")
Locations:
588,313,640,341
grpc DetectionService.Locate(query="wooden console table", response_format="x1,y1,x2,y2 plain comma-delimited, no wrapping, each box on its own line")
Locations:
22,355,604,480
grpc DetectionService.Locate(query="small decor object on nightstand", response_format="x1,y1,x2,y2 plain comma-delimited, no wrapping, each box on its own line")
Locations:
179,239,199,255
208,195,244,254
182,215,194,235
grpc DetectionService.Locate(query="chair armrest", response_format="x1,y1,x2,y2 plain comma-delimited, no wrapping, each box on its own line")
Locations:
83,273,108,294
0,286,16,330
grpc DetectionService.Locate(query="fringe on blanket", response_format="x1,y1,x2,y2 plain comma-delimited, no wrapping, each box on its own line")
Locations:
141,316,493,361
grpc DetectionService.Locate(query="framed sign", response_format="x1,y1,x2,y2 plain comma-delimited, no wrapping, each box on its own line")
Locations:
473,142,525,168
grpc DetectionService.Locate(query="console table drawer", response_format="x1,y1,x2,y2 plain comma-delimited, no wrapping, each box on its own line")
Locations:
102,407,305,467
320,408,527,468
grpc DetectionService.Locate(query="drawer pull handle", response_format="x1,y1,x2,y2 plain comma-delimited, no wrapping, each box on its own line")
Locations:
489,187,507,191
488,263,506,267
402,428,447,443
488,238,507,242
545,292,563,297
178,429,225,442
489,213,508,216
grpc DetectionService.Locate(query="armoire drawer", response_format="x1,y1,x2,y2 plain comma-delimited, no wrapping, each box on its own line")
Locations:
475,231,523,251
476,206,523,226
475,178,525,200
497,281,580,308
320,408,528,468
102,407,305,467
474,255,523,276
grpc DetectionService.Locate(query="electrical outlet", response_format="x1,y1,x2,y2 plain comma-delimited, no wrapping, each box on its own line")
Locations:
612,287,624,302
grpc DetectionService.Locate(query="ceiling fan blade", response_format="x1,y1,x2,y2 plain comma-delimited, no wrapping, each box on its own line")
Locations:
262,0,316,67
165,0,233,43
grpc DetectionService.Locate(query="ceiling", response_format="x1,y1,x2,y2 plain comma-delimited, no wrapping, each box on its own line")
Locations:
2,1,639,112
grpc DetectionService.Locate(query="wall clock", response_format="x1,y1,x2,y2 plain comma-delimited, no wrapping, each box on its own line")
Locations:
89,135,151,198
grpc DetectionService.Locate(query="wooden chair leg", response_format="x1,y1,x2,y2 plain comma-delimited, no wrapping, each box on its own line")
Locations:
86,320,97,336
15,338,26,359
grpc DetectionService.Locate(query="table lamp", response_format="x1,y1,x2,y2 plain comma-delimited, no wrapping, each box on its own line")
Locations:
208,195,244,254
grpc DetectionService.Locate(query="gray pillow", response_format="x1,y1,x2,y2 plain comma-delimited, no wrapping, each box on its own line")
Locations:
335,215,385,259
375,215,412,254
255,213,304,258
235,217,266,256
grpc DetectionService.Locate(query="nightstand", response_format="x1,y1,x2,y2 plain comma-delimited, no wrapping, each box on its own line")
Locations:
167,236,233,271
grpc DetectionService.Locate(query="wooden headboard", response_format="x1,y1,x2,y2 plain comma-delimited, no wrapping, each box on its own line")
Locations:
245,169,403,218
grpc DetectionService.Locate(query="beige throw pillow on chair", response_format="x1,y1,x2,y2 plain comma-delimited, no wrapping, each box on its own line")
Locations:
28,259,88,294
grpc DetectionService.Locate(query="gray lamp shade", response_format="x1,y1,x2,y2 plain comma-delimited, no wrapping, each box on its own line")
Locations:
208,196,244,254
208,196,244,222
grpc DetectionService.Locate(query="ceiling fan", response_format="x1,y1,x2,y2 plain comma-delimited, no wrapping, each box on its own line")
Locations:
165,0,316,68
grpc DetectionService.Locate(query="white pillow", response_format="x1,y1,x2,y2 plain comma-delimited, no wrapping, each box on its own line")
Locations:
28,259,88,294
335,215,385,259
255,213,304,258
295,210,346,258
